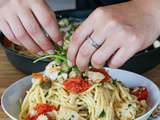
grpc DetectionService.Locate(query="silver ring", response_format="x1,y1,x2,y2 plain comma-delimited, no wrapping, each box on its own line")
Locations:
88,36,101,49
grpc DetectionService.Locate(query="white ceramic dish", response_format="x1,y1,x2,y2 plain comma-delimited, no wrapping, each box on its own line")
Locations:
1,68,160,120
153,117,160,120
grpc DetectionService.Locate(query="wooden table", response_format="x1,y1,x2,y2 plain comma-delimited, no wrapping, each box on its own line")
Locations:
0,48,160,119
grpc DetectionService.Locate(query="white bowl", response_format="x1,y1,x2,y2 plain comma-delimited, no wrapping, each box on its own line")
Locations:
1,68,160,120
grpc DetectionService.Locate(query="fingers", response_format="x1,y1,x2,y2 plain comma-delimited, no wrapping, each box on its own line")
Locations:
30,0,62,44
67,5,146,70
107,28,142,68
108,46,136,68
6,12,42,54
91,39,120,68
17,7,54,53
90,24,124,68
0,20,21,45
76,32,106,71
67,17,93,64
70,21,138,69
0,0,62,55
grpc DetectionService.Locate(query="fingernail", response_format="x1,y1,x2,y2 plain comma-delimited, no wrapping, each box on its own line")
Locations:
47,49,55,54
37,51,45,56
57,41,63,46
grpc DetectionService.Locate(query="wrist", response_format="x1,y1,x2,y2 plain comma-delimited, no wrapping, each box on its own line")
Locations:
133,0,160,34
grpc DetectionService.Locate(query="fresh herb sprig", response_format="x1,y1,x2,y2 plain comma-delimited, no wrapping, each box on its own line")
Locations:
33,43,80,72
33,18,81,71
33,54,67,63
99,109,106,118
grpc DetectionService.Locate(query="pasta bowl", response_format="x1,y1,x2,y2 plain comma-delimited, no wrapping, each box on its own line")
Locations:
1,68,160,120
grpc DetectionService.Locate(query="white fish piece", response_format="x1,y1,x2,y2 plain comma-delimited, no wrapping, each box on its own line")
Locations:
37,114,48,120
45,70,59,81
58,107,79,120
116,102,137,120
69,70,80,78
88,71,105,83
29,108,37,117
44,61,60,81
58,73,68,80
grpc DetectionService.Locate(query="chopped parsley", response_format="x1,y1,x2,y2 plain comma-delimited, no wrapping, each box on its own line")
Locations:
128,104,132,108
44,92,49,97
99,109,106,118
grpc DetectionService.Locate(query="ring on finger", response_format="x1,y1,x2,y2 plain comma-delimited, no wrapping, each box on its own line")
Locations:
88,36,102,49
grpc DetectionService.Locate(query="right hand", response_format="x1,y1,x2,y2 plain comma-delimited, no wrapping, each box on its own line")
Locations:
0,0,62,55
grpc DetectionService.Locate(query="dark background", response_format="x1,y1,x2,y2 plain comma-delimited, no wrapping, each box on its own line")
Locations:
76,0,129,10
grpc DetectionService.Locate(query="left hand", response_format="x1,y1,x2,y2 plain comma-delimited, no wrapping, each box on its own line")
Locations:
67,0,160,71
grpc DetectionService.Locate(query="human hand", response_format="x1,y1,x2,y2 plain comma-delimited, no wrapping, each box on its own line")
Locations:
0,0,62,55
67,0,160,71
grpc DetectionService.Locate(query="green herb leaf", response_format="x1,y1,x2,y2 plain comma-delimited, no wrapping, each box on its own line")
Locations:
45,92,49,97
128,104,132,108
33,55,54,63
53,42,65,53
71,66,80,72
99,109,106,118
33,54,67,63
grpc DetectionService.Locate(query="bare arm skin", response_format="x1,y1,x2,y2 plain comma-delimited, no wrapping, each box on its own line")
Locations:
67,0,160,71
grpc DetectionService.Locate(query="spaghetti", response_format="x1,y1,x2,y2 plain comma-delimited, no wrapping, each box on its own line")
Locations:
19,61,148,120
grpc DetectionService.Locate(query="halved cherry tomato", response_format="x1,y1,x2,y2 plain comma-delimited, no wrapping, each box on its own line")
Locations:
47,115,53,120
131,87,148,101
32,73,44,80
90,68,110,82
64,78,91,93
26,114,38,120
35,103,57,115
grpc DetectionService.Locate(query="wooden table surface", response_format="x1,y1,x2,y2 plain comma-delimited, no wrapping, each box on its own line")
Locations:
0,48,160,119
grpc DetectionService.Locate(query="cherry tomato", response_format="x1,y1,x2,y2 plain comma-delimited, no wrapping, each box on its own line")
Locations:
35,103,57,115
64,78,91,93
26,114,38,120
32,73,44,80
91,68,110,82
47,116,53,120
131,87,148,100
